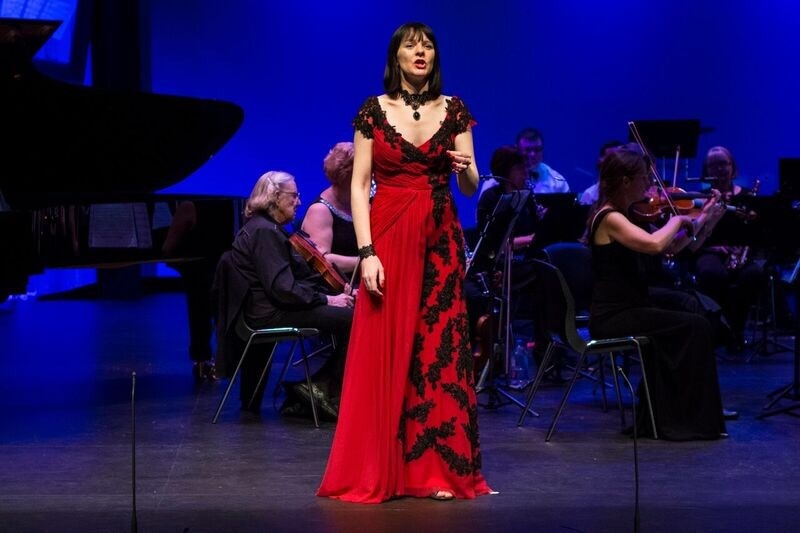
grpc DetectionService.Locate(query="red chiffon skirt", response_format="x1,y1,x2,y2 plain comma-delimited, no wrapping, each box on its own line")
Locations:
318,182,491,503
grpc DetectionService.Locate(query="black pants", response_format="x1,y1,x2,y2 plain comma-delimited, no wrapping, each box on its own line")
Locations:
172,258,217,362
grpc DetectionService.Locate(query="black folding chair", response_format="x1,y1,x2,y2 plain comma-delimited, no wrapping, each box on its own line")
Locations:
518,259,658,440
212,314,321,426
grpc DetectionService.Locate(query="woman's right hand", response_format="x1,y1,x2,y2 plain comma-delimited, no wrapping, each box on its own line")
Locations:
360,255,385,297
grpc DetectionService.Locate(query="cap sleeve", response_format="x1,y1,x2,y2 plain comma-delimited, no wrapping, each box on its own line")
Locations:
352,96,380,139
449,96,476,135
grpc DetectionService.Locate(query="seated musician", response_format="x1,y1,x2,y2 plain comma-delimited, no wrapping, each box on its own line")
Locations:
300,141,359,278
579,140,624,206
162,200,237,381
476,145,538,252
587,144,731,440
478,128,570,197
226,170,354,417
691,146,764,352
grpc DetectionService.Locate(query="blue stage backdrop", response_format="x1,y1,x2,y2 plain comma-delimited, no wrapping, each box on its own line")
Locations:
15,0,800,292
146,0,800,224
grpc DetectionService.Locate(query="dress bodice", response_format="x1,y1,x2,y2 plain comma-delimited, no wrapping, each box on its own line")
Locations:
589,208,650,321
352,95,474,240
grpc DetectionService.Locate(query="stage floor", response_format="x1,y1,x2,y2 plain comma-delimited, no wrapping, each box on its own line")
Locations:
1,291,799,532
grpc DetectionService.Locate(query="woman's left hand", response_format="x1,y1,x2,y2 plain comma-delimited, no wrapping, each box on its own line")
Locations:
446,150,472,174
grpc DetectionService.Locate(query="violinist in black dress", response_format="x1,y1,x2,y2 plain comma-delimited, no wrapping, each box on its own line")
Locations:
587,145,728,440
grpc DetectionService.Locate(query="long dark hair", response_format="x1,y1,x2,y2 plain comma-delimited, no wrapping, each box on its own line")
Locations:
383,22,442,98
582,144,649,241
599,144,649,205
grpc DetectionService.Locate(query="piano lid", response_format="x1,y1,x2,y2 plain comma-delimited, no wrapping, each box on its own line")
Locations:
0,17,244,209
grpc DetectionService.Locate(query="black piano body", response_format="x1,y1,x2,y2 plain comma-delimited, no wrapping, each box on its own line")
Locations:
0,17,245,299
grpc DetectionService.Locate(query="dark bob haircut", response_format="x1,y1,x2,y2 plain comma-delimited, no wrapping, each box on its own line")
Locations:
383,22,442,98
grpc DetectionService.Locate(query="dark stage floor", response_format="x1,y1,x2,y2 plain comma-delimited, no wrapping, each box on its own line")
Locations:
1,291,800,532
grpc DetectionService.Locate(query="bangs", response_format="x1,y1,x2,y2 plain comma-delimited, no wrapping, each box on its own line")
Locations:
403,28,432,45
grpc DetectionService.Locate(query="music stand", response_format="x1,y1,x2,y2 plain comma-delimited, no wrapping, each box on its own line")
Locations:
628,119,702,158
468,190,530,276
752,197,800,417
468,190,538,417
629,119,703,185
533,193,590,249
757,285,800,419
778,158,800,201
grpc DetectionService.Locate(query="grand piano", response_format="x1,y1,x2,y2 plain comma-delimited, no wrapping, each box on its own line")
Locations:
0,18,245,300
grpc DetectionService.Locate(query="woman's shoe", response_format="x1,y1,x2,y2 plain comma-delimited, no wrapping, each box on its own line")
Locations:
430,490,454,501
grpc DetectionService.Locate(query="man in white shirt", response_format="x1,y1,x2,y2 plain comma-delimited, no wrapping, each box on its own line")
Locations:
579,140,624,205
479,128,569,197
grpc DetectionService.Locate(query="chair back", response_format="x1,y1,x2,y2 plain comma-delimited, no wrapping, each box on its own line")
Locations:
542,242,593,316
530,259,588,353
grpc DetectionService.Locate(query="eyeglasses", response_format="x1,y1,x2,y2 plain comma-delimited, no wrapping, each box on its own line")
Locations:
279,190,300,200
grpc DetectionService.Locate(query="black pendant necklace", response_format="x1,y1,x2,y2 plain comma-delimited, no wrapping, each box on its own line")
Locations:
398,89,433,121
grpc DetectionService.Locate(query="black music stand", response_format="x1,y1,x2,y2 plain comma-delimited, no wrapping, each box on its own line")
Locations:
628,119,702,158
757,282,800,419
706,196,796,359
629,119,703,186
533,193,590,249
469,190,538,416
778,158,800,200
752,198,800,417
468,190,530,276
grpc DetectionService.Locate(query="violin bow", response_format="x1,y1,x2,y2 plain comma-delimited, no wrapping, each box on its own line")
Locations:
349,258,360,295
627,121,680,217
672,145,680,189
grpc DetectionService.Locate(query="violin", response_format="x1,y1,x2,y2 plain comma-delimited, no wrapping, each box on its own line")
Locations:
629,186,757,227
626,125,726,231
629,187,711,224
289,230,349,294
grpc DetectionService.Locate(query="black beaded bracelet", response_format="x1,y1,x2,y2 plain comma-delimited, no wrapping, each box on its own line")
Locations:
358,244,376,259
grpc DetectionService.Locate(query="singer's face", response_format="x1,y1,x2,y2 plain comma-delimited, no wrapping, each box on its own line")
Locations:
518,138,544,170
396,31,435,85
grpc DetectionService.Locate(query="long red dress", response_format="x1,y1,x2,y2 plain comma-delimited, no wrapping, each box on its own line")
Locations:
317,96,492,503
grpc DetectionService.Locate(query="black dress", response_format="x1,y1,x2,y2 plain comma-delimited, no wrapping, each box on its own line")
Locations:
303,197,358,258
589,208,726,440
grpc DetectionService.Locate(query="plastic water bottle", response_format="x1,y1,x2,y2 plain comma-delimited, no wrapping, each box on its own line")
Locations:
511,338,528,387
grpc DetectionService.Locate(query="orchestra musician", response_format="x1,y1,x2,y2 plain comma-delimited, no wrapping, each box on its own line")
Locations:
587,144,731,440
226,170,354,417
162,199,238,381
478,127,570,197
476,146,538,251
579,140,625,206
300,142,359,278
319,21,491,503
692,145,764,353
